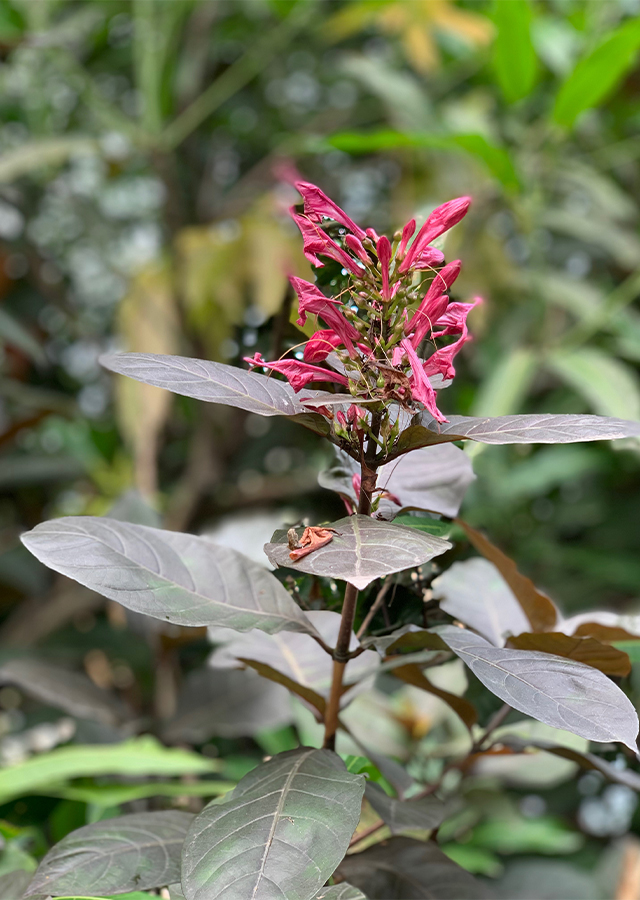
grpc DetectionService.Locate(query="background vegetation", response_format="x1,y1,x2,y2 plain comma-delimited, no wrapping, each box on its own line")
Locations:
0,1,639,897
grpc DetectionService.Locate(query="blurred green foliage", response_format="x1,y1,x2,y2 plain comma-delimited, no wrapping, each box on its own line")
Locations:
0,0,639,896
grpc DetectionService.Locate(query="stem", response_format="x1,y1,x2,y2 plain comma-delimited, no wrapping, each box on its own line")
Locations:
323,412,381,750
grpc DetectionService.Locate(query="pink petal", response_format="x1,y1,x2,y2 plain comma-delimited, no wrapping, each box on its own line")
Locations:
304,329,343,362
245,353,348,392
295,180,367,241
401,339,448,422
290,208,363,276
398,218,416,260
399,196,471,274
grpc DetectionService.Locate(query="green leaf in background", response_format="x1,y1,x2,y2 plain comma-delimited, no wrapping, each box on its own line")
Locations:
0,736,219,806
324,130,520,191
55,780,236,808
547,347,640,421
492,0,538,103
472,348,538,418
392,516,452,538
553,17,640,127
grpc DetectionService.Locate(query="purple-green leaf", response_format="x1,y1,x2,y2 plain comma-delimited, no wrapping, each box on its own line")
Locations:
264,516,451,590
440,626,639,750
21,517,317,635
182,748,364,900
26,811,194,897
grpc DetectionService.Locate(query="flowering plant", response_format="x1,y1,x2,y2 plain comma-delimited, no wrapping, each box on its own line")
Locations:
19,182,640,900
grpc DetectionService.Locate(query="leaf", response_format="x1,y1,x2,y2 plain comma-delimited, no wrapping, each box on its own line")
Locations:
0,657,128,725
318,445,475,520
393,517,452,538
0,736,218,807
26,811,193,897
439,626,639,750
21,517,317,635
547,347,640,422
209,610,379,700
181,748,365,900
0,137,98,183
365,783,449,835
337,836,492,899
432,558,531,647
507,632,631,677
492,0,538,103
162,666,294,743
264,516,451,590
498,735,640,792
239,659,327,717
456,520,558,633
387,661,477,730
560,611,640,642
57,780,235,808
0,308,46,365
314,885,367,900
0,870,31,900
553,17,640,127
471,347,537,419
393,412,640,456
100,352,313,417
325,130,519,191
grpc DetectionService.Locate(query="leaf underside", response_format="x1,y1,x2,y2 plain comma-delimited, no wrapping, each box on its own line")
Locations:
440,626,639,749
21,517,316,635
265,515,451,590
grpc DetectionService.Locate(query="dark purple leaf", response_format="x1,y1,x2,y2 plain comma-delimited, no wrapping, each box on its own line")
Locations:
0,657,128,726
21,517,317,635
264,516,451,590
26,811,194,896
365,782,450,834
336,837,493,899
162,667,293,743
440,626,639,749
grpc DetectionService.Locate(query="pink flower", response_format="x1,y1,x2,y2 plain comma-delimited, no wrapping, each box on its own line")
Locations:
290,208,363,276
344,234,371,265
408,260,462,348
401,339,447,422
291,277,360,356
303,329,344,363
245,353,348,392
377,236,392,300
295,180,367,241
398,196,471,274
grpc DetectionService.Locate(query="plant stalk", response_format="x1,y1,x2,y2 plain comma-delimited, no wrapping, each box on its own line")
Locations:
323,412,381,750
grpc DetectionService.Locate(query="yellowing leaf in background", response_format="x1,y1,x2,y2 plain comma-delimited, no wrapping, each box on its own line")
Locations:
116,259,179,498
326,0,493,73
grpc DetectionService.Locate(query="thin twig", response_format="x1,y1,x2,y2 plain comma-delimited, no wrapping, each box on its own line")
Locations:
356,576,393,639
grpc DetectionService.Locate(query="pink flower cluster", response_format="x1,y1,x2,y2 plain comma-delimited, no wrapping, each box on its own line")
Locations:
246,180,480,427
